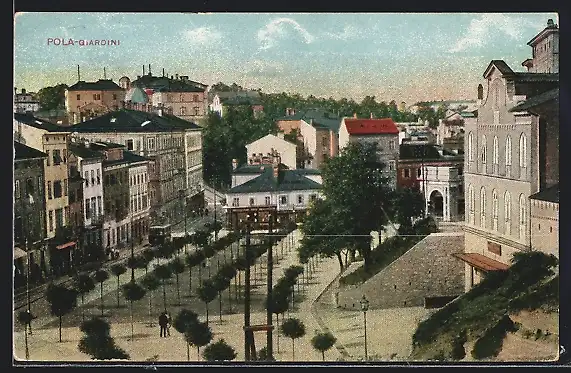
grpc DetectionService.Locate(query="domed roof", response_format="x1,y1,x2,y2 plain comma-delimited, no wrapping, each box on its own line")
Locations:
125,87,149,104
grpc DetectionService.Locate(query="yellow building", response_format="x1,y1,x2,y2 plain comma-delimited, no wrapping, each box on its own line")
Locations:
65,79,125,124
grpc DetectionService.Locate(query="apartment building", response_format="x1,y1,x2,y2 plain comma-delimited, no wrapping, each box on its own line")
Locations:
65,79,126,124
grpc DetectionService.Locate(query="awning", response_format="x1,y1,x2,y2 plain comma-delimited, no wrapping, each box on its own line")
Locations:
453,252,509,272
14,247,27,260
56,241,76,250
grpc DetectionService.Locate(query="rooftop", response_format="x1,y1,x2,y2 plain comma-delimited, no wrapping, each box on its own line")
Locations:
529,183,559,203
234,163,289,174
277,108,343,133
131,75,206,92
509,88,558,112
67,79,123,92
527,19,559,46
68,143,105,160
399,143,460,160
343,118,399,135
14,112,68,132
70,109,201,133
228,167,321,194
14,141,47,160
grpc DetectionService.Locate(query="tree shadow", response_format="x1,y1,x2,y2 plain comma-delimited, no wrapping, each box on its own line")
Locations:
116,332,152,340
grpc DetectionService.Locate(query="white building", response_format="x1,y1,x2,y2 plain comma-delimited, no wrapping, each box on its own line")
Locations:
246,133,297,170
128,161,151,244
421,165,464,222
338,117,400,187
14,88,40,113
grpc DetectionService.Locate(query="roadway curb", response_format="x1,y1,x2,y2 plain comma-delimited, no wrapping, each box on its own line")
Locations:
310,261,352,360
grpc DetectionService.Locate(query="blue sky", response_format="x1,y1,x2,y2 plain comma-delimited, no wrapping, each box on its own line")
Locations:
14,12,558,104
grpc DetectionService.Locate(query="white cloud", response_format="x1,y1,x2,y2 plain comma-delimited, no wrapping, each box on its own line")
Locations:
257,18,315,50
449,14,534,53
324,25,361,41
183,26,223,46
245,59,284,78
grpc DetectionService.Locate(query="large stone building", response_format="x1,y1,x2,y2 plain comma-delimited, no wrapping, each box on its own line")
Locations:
338,117,400,187
70,109,203,227
459,20,559,291
13,142,48,285
65,79,126,124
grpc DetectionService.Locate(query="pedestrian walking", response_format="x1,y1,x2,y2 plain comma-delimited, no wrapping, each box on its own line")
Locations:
166,312,172,336
158,312,168,338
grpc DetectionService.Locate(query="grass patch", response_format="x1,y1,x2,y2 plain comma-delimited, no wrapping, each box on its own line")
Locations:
339,217,437,286
410,252,559,361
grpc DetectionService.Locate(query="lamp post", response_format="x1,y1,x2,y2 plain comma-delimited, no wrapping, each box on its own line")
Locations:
360,295,370,361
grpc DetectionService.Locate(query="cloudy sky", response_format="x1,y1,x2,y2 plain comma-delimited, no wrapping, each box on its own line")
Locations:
14,12,558,104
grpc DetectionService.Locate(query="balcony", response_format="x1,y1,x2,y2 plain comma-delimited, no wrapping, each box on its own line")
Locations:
423,166,462,183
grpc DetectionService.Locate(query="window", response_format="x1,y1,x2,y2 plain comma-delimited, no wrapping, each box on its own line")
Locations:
25,178,34,195
389,140,395,150
193,107,200,116
297,195,304,204
46,150,50,166
519,194,526,240
126,139,134,151
492,189,498,231
310,194,317,202
417,168,422,177
90,170,95,185
249,197,255,206
404,169,410,178
113,94,117,100
481,135,487,165
232,197,239,207
84,171,89,187
180,106,187,116
48,210,54,231
53,149,62,165
388,160,396,171
15,180,20,199
265,196,271,205
148,137,155,150
47,181,53,199
467,132,473,162
55,208,64,229
63,179,68,196
519,133,527,171
280,195,287,205
97,169,101,184
85,198,91,219
505,136,512,177
492,136,499,173
468,185,475,225
480,187,486,228
76,94,81,100
194,94,199,102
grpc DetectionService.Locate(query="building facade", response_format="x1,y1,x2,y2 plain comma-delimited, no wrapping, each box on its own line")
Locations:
14,88,40,113
338,117,400,187
529,185,558,258
209,91,264,118
460,21,559,291
70,109,203,227
14,142,48,285
65,79,126,124
246,133,297,170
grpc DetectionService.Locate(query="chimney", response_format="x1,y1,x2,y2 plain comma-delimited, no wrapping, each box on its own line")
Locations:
22,88,26,94
175,74,179,80
370,112,373,119
77,64,81,81
157,108,163,117
547,19,554,27
353,113,357,118
103,67,107,79
148,64,152,76
272,155,281,179
137,75,141,80
232,158,238,170
143,65,145,76
171,75,174,80
162,68,165,77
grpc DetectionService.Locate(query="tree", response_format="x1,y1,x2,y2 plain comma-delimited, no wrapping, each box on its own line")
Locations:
173,309,199,361
122,281,146,341
17,310,34,359
211,274,231,323
74,272,96,323
141,274,161,327
37,84,67,111
110,263,127,308
78,317,130,360
185,321,213,361
141,249,155,275
94,269,110,317
46,284,78,342
394,187,426,229
202,339,237,361
311,332,337,361
153,264,172,312
267,289,290,353
185,253,198,297
197,280,218,326
219,264,237,312
318,141,394,272
127,255,147,276
170,257,186,306
280,318,306,361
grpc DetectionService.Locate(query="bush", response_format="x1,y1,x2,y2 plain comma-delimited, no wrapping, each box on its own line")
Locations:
413,301,460,346
471,315,517,360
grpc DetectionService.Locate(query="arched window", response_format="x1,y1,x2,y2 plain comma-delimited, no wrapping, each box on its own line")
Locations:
468,184,475,225
505,136,512,177
519,133,527,174
481,135,487,172
480,186,486,228
504,191,511,235
468,132,474,162
493,136,499,173
519,194,526,240
492,189,498,231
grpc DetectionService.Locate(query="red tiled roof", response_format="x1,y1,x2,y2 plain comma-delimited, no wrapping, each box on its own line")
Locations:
344,118,399,135
452,252,510,272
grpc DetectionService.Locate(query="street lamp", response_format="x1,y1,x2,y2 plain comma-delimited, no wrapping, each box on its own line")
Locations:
360,295,370,361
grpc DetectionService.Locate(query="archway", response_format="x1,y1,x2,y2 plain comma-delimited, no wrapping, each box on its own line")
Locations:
429,190,444,217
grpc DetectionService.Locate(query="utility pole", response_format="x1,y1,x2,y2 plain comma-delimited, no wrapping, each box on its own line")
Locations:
266,210,275,359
